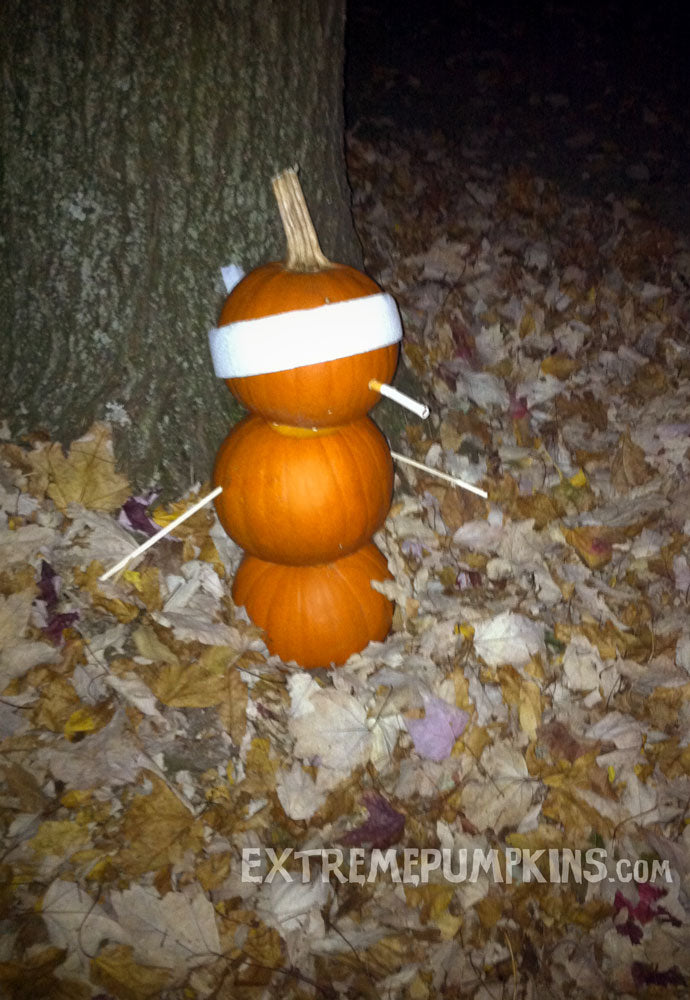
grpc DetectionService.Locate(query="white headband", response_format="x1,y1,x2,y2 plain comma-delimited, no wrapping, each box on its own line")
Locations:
208,292,402,379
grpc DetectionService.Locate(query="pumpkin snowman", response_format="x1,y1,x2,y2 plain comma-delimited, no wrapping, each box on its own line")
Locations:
208,168,403,669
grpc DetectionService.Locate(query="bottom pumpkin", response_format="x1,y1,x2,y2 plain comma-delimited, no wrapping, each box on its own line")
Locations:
232,542,394,669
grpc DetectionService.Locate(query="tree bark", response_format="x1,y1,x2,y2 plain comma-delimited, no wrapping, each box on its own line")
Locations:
0,0,361,494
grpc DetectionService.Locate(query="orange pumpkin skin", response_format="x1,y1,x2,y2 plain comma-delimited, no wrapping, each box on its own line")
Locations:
213,415,393,565
232,542,394,668
219,263,399,426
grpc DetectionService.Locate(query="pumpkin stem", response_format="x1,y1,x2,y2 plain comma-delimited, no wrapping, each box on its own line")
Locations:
272,167,332,272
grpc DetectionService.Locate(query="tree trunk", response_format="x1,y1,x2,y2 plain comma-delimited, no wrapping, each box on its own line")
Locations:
0,0,360,494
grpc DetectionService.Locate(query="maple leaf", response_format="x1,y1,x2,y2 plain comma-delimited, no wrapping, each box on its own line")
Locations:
25,422,130,513
109,885,220,967
141,659,230,709
405,696,469,761
276,761,327,821
115,772,204,878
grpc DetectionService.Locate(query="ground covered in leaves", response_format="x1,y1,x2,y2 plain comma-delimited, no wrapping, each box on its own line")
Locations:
3,109,690,1000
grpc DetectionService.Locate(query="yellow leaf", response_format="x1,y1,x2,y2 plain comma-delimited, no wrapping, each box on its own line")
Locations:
475,894,503,930
132,624,179,665
242,923,284,982
85,857,116,883
404,341,427,376
506,824,569,852
60,788,93,809
542,787,614,840
196,852,232,892
562,525,614,569
518,680,542,740
436,910,463,940
497,664,522,708
196,644,239,675
150,488,215,545
91,944,172,1000
242,737,278,797
27,820,91,858
115,773,204,877
31,674,82,731
540,355,579,379
519,310,536,338
64,703,114,738
25,422,130,513
404,884,455,923
550,478,597,516
540,891,612,931
74,563,140,623
198,536,226,578
569,468,588,488
408,973,430,1000
145,660,229,709
512,492,560,528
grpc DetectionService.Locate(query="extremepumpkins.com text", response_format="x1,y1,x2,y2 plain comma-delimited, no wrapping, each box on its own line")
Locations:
241,847,672,886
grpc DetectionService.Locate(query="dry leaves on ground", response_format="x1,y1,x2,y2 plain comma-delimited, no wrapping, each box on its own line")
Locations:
2,123,690,999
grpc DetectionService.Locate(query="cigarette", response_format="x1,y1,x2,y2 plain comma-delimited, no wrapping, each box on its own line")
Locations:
390,451,488,498
369,379,430,419
98,485,223,582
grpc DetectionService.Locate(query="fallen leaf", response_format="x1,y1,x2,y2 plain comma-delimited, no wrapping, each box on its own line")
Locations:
91,944,173,1000
115,773,204,877
405,696,469,761
341,791,406,848
25,423,130,513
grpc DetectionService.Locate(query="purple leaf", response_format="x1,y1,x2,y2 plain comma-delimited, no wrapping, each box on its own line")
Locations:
406,697,469,762
401,538,426,561
456,569,482,590
451,320,475,364
509,393,529,419
38,560,60,608
615,913,643,945
614,884,680,928
341,792,405,849
43,611,80,645
631,961,685,988
118,493,159,536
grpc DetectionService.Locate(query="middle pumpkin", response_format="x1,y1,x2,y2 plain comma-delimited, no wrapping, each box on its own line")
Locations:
213,414,393,565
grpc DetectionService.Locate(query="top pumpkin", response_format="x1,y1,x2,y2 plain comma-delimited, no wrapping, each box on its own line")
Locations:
209,169,400,426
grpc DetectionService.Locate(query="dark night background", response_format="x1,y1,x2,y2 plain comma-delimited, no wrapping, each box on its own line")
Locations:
345,0,689,231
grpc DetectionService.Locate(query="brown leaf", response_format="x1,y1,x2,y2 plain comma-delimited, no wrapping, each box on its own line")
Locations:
91,944,172,1000
1,762,47,812
73,564,140,623
562,525,614,569
216,665,249,746
115,773,204,878
142,660,230,709
538,720,601,765
610,429,654,491
25,422,130,512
